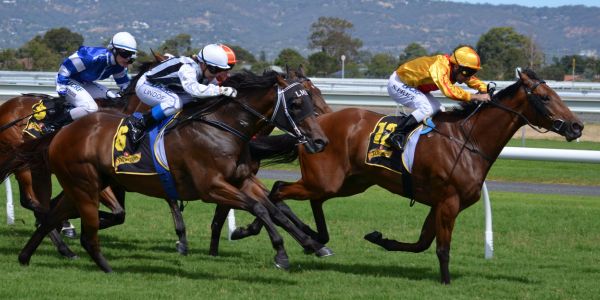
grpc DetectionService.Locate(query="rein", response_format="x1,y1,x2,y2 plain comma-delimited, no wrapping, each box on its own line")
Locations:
181,81,308,143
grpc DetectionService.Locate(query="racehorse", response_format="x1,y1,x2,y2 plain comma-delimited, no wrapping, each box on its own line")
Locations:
222,68,583,283
0,54,188,257
6,70,332,272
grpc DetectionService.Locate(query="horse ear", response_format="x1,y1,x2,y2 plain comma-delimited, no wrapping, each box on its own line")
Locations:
298,65,306,77
515,67,522,80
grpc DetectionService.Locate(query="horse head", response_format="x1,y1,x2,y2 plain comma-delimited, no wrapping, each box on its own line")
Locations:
516,68,583,141
272,73,328,153
286,65,333,116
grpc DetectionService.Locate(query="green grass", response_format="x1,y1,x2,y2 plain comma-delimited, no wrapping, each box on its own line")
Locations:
1,178,599,299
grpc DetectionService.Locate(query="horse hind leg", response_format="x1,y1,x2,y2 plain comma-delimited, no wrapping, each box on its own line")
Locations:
364,207,436,253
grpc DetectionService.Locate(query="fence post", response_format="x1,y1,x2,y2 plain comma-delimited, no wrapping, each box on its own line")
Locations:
482,182,494,259
5,178,14,225
227,209,236,240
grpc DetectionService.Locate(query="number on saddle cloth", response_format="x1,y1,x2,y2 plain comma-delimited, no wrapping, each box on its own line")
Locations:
23,94,73,138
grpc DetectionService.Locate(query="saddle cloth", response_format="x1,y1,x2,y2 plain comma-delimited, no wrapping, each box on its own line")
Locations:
365,115,435,174
112,113,180,199
23,95,70,139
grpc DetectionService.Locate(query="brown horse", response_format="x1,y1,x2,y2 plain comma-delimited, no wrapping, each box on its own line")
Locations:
0,55,188,257
8,70,333,272
224,69,583,283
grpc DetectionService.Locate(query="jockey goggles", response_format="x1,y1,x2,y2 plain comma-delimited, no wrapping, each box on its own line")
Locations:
458,67,478,77
115,49,136,63
206,64,228,75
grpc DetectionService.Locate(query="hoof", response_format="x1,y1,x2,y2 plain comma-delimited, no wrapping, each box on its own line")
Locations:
18,252,30,266
229,228,247,240
62,252,79,260
61,227,77,239
274,256,290,270
315,246,334,258
176,241,188,256
364,231,383,244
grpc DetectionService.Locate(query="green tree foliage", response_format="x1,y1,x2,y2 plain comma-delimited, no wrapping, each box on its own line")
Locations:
366,53,397,78
308,17,363,60
306,51,338,77
41,27,84,55
250,61,272,73
18,36,62,70
274,48,307,70
398,42,428,65
0,49,23,70
158,34,193,56
476,27,543,80
230,45,256,64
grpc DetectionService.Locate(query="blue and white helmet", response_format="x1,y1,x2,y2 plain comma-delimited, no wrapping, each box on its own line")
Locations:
108,32,137,53
198,44,230,70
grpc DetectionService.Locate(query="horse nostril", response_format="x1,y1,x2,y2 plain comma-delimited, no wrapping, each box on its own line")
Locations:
572,122,584,133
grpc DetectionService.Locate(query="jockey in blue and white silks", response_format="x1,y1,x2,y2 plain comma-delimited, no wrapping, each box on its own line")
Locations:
55,32,137,124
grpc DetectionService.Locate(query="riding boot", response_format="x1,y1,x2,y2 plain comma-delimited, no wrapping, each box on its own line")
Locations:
127,106,164,146
388,115,419,151
44,109,73,134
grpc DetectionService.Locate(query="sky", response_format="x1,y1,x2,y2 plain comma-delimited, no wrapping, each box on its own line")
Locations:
448,0,600,7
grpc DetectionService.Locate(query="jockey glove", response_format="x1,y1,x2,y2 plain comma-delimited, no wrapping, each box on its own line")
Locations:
220,86,237,98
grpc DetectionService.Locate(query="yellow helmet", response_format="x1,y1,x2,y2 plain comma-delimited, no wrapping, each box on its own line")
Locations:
450,46,481,70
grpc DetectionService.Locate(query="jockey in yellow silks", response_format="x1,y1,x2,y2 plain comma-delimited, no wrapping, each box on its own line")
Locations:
386,45,491,151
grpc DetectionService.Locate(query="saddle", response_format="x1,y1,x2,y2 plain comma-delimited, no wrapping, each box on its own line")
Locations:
23,94,73,139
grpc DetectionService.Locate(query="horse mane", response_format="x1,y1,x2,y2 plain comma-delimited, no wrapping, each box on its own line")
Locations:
446,68,542,117
222,70,279,90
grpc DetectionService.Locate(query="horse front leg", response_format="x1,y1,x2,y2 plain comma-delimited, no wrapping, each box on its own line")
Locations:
364,207,436,253
165,198,188,256
19,192,80,266
208,204,230,256
434,199,459,285
98,186,125,229
242,178,333,259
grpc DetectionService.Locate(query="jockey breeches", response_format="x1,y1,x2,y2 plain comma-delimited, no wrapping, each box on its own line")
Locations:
135,75,194,117
64,80,104,119
387,72,443,122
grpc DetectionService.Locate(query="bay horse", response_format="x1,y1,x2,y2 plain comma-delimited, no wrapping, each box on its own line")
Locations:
222,69,583,283
0,54,191,256
9,70,332,272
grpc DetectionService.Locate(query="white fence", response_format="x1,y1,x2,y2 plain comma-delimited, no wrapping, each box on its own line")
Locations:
1,71,600,113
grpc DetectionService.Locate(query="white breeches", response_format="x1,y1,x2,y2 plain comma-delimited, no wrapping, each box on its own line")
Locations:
135,75,195,117
387,72,443,122
63,80,105,119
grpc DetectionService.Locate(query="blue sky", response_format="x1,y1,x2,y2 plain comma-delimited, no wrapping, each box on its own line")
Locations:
448,0,600,7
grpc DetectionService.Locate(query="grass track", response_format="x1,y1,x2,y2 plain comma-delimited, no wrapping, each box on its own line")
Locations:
1,177,599,299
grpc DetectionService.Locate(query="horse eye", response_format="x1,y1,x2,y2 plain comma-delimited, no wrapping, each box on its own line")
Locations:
540,95,550,102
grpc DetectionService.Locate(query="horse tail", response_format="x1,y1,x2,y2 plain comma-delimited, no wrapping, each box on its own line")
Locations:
249,134,299,166
0,134,53,182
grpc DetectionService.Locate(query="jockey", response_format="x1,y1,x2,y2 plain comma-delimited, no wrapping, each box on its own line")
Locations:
54,32,137,131
386,45,491,151
127,43,237,144
216,44,237,84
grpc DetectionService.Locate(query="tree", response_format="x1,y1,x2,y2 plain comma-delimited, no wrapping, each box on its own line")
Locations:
274,48,307,69
366,53,397,78
476,27,543,80
41,27,84,55
308,17,363,60
0,49,22,70
229,45,256,64
159,34,192,56
306,51,338,77
398,43,428,65
18,36,61,70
